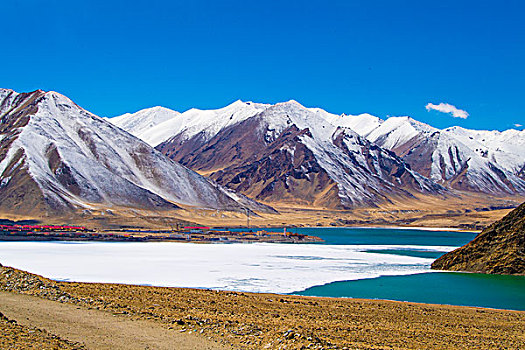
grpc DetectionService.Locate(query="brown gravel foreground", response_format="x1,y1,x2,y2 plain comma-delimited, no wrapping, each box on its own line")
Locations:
0,309,82,350
0,291,230,350
1,265,524,350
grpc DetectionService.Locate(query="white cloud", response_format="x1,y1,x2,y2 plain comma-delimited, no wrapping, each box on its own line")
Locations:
425,102,469,119
514,123,523,128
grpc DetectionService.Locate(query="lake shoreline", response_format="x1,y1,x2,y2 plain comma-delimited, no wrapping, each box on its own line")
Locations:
0,223,478,244
0,230,324,244
218,224,481,233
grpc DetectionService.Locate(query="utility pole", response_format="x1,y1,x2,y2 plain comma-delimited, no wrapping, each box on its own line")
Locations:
244,208,250,228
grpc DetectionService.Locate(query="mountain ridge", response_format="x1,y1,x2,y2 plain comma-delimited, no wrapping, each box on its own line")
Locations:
155,101,447,208
109,100,525,204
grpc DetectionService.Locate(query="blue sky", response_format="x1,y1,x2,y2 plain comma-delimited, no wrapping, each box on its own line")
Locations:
3,0,524,130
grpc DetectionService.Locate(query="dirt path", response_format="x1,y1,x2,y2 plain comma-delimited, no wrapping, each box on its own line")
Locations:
0,291,232,350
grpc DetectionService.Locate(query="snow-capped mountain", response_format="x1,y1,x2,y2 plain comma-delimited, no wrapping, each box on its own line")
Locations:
0,89,271,217
104,106,180,140
128,100,445,208
139,100,270,147
328,115,525,194
109,100,525,203
443,126,525,175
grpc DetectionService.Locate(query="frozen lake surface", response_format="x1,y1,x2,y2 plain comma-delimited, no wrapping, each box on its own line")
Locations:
0,241,453,293
2,228,522,310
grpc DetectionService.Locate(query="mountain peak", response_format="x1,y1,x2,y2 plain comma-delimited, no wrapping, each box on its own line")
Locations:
229,99,246,106
0,88,16,95
277,99,306,108
223,99,270,111
150,105,178,112
221,99,252,111
108,105,180,139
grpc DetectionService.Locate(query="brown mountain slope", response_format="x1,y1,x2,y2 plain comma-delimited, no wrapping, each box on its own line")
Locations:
431,202,525,274
158,117,345,208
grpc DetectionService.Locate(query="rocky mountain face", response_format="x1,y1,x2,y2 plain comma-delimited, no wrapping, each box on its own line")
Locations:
0,89,271,218
110,100,525,208
155,101,445,208
431,202,525,274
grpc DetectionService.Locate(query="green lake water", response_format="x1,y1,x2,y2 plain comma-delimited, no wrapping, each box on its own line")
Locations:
295,272,525,311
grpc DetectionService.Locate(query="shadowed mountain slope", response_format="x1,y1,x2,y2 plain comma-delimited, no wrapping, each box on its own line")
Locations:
432,202,525,274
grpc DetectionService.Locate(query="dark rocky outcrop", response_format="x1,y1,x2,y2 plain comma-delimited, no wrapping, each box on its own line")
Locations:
431,202,525,274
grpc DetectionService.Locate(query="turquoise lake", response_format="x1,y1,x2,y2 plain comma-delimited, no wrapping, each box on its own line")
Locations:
295,272,525,311
238,227,525,311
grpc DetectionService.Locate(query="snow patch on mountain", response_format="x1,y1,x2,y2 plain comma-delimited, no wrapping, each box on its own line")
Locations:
324,113,382,136
365,117,436,150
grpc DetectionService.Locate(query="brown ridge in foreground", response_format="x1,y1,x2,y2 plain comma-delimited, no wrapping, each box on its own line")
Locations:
432,201,525,274
1,264,524,349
